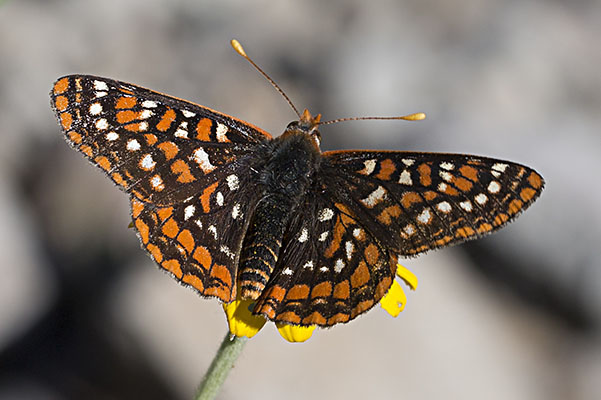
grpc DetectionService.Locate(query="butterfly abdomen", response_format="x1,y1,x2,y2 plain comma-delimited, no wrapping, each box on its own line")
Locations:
238,132,320,300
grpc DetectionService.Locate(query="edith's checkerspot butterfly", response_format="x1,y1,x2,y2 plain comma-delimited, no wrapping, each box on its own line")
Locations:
50,43,543,327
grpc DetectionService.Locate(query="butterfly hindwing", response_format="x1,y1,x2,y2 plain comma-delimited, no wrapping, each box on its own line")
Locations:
50,75,271,206
323,151,545,256
253,190,397,326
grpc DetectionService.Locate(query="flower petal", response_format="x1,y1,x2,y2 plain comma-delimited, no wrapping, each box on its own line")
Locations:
223,299,267,338
397,264,418,290
380,280,407,317
276,323,316,343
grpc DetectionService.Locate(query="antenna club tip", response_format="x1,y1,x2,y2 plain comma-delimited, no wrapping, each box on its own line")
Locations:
230,39,247,57
405,112,426,121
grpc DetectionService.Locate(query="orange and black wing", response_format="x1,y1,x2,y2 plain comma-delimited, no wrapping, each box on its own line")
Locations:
50,75,271,302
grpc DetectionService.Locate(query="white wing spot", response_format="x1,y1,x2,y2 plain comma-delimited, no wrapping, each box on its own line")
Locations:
437,201,452,213
459,200,473,212
138,121,149,131
438,182,448,192
440,171,453,182
492,163,508,173
488,181,501,194
184,205,195,220
319,266,329,272
216,123,228,142
417,208,432,224
140,154,156,170
194,219,203,229
399,170,412,185
142,100,157,108
475,193,488,205
361,186,387,208
231,203,242,219
298,228,309,243
208,225,218,240
345,241,354,260
175,121,188,138
89,103,102,115
93,80,108,91
182,109,196,118
319,231,329,242
216,192,224,206
334,259,345,273
95,118,108,130
105,132,119,141
353,228,362,238
140,109,153,119
192,148,216,173
127,139,141,151
282,267,294,275
303,261,314,270
361,159,376,175
404,224,416,235
150,175,164,190
220,245,235,259
402,159,415,166
226,174,239,191
318,208,334,222
440,162,455,170
95,91,107,98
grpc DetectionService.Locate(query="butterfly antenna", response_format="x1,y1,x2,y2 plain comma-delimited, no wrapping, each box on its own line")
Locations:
231,39,301,119
319,112,426,125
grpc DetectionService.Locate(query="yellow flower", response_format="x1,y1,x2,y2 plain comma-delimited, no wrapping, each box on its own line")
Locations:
380,264,419,317
224,264,417,342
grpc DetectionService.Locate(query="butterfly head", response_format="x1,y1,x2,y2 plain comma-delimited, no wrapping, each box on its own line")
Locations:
284,108,322,149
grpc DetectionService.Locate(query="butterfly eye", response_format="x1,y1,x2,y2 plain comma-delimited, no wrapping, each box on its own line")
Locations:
286,121,299,130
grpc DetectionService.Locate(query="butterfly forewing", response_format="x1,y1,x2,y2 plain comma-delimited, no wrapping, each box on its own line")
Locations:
323,151,544,256
50,75,270,206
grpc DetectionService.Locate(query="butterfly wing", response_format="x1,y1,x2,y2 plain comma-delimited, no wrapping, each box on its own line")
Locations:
253,150,544,326
322,151,544,256
51,75,271,302
50,75,271,205
253,187,397,326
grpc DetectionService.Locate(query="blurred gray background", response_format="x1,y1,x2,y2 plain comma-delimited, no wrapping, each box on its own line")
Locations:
1,0,600,399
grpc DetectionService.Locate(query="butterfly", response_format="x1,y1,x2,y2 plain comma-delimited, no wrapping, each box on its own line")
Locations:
50,61,543,327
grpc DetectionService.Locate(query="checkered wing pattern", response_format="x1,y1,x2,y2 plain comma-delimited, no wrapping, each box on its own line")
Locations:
323,151,544,256
254,192,397,326
254,150,544,326
50,75,271,302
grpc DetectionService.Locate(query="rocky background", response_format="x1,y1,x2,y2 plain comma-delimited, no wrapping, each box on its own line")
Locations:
0,0,600,399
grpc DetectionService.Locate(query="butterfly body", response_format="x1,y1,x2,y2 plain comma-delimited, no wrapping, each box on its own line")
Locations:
239,113,322,299
51,74,544,327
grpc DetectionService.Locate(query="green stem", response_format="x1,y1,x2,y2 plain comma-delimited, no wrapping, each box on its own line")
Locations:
194,332,248,400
